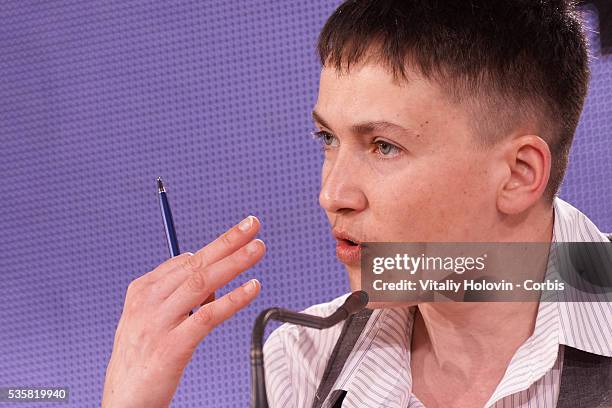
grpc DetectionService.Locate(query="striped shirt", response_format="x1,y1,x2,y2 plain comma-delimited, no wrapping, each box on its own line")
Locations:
263,197,612,407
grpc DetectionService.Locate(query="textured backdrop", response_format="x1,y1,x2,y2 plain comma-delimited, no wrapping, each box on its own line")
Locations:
1,2,610,407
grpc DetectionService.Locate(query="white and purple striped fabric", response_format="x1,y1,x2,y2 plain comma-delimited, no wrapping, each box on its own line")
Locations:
263,197,612,407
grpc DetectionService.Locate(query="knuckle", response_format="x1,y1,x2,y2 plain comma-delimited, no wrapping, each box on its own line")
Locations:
221,232,234,247
126,280,139,294
176,252,193,265
126,287,147,312
192,305,214,327
126,278,145,297
186,270,208,293
227,290,240,305
125,276,156,311
183,253,202,272
198,250,213,269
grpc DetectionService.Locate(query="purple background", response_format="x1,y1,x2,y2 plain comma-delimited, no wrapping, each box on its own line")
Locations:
1,2,610,407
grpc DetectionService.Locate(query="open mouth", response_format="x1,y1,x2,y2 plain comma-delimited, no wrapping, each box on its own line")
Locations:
335,236,362,265
341,238,359,246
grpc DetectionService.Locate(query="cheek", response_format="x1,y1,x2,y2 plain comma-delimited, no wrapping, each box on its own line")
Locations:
366,154,492,240
365,174,438,240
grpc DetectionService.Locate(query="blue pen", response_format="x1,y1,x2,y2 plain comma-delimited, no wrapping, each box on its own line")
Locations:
157,177,196,316
157,177,180,257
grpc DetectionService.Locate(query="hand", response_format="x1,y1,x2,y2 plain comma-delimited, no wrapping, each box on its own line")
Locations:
102,216,265,408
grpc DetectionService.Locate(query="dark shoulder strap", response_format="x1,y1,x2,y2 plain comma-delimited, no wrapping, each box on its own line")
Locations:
311,308,374,408
557,345,612,407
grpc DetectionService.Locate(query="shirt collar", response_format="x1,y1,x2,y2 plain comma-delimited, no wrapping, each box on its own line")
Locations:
323,306,415,408
486,197,612,405
550,197,612,357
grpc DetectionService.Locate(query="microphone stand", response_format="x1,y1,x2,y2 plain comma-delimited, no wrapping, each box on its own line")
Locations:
250,291,369,408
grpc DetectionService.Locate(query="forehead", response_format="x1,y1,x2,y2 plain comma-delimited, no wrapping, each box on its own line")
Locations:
315,62,451,126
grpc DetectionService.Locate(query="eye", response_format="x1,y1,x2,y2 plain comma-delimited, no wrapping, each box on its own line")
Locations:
373,139,401,157
311,130,338,149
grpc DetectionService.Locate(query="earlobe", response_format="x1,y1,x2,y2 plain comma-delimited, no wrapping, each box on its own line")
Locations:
497,135,551,215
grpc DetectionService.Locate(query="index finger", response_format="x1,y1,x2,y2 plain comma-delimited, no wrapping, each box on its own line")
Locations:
146,215,261,283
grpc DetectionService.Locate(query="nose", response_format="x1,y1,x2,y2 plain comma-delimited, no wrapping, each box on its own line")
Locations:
318,150,368,214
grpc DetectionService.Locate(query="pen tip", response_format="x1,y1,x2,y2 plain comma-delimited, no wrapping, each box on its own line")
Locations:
157,177,165,192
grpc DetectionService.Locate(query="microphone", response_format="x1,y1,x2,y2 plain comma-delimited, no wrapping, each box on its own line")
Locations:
250,290,369,408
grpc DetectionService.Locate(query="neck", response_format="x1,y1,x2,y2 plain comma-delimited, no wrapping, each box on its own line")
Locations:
411,200,555,375
414,301,539,369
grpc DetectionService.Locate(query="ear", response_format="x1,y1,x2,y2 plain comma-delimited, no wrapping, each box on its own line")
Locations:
497,135,551,215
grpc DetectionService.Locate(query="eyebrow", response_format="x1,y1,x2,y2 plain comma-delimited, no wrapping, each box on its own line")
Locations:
311,109,416,138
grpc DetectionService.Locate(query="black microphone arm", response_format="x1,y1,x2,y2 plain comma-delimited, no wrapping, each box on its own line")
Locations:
250,290,369,408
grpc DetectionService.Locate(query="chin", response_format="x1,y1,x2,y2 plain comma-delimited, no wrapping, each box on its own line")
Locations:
347,281,420,310
345,265,420,309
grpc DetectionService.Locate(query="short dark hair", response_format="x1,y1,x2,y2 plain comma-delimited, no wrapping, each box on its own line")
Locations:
317,0,591,200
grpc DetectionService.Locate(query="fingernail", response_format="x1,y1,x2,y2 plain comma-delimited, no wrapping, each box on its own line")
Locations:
238,216,253,232
246,239,260,254
243,279,258,294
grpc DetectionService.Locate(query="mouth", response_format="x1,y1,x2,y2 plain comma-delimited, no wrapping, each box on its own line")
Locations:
339,238,359,246
333,230,362,265
332,228,362,245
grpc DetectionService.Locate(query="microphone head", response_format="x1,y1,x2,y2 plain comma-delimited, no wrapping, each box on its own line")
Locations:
341,290,369,315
